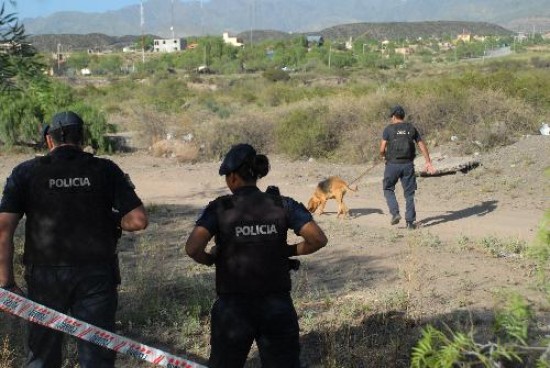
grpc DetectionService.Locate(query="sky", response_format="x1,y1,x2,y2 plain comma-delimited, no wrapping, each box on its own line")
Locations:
9,1,140,19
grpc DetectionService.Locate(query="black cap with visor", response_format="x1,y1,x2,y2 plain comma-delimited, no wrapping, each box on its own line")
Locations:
219,144,256,176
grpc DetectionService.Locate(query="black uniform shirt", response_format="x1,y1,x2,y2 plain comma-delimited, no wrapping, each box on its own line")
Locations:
196,186,312,237
0,146,142,217
0,146,143,265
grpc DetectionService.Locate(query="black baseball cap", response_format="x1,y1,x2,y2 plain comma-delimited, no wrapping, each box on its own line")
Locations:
219,144,256,176
48,111,84,132
389,105,405,118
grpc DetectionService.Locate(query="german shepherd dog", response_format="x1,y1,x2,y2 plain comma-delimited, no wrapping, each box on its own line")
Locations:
307,176,357,217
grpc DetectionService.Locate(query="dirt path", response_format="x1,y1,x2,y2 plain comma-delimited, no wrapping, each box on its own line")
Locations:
114,136,548,319
114,147,545,244
0,136,548,366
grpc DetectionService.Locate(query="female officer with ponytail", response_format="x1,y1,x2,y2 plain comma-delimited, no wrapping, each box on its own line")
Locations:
185,143,327,368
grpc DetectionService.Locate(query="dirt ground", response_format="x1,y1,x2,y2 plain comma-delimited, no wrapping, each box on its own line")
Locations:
0,134,549,366
122,134,549,302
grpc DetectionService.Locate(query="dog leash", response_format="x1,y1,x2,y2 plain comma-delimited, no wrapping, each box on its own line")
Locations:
348,164,378,186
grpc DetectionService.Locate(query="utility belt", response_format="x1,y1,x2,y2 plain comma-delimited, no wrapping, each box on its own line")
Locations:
24,255,121,285
386,159,414,165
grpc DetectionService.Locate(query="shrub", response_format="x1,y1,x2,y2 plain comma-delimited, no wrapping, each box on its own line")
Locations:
63,102,114,152
263,68,290,82
531,57,550,69
275,105,339,159
411,293,533,367
194,112,275,159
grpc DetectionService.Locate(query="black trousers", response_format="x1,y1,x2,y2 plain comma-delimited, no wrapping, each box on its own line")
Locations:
383,162,418,223
209,293,300,368
24,264,119,368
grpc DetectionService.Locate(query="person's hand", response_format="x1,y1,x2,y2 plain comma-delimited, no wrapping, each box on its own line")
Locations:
2,284,25,296
425,162,436,175
209,245,217,258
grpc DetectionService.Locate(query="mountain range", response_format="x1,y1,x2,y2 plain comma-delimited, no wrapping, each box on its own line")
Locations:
22,0,550,38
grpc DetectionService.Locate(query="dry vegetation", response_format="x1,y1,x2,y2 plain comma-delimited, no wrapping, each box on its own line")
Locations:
1,49,549,367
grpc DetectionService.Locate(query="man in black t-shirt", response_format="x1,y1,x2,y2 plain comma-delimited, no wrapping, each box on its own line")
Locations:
0,111,148,368
380,105,436,229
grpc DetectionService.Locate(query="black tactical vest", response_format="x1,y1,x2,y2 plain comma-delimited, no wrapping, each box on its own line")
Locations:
386,122,416,163
214,190,290,295
24,150,118,265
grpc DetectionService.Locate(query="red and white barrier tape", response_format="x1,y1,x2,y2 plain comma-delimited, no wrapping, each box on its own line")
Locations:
0,288,207,368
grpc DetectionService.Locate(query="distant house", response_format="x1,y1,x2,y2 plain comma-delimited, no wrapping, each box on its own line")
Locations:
456,32,471,42
345,37,353,50
306,35,324,47
1,41,29,55
153,38,187,53
515,32,528,42
122,46,136,53
223,32,244,47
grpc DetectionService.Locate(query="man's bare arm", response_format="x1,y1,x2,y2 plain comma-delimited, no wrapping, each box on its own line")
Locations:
379,140,388,160
417,140,436,174
121,205,148,232
185,226,216,266
0,213,22,288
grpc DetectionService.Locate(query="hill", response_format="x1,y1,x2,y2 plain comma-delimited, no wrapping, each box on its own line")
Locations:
317,21,513,41
28,34,159,53
28,21,512,53
21,0,550,37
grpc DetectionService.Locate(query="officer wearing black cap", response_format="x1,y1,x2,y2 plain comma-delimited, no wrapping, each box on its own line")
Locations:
0,111,148,368
185,143,327,368
380,105,436,229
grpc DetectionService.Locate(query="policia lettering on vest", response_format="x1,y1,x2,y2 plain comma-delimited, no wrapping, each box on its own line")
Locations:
380,105,436,230
185,143,328,368
49,177,91,189
235,223,278,237
0,111,149,368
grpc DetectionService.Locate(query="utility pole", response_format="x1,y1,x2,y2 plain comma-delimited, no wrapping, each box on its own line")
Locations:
249,0,255,45
57,43,61,71
200,0,204,36
141,0,145,64
171,0,175,39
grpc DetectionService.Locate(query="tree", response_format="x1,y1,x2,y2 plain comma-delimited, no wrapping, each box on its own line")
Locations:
0,1,40,90
0,1,111,149
67,52,92,70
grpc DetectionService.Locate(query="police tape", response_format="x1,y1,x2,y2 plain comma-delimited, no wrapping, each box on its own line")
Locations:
0,288,207,368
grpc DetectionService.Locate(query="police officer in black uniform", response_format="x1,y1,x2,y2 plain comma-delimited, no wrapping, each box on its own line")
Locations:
380,105,436,229
0,111,148,368
185,143,327,368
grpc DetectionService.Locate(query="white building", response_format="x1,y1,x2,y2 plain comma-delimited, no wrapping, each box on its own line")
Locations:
222,32,244,47
153,38,186,53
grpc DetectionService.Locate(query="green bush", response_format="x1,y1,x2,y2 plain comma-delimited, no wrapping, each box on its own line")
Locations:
275,105,338,159
262,68,290,82
194,114,275,159
411,293,533,367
